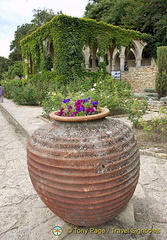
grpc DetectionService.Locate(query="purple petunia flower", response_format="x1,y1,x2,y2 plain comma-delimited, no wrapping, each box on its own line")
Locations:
62,99,70,103
57,98,99,117
67,105,72,110
86,106,97,115
72,111,79,115
90,101,98,106
82,98,91,103
57,108,64,116
75,100,83,105
75,103,85,110
77,106,85,112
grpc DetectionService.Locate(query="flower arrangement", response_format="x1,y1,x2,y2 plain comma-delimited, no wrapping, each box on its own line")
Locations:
57,98,99,117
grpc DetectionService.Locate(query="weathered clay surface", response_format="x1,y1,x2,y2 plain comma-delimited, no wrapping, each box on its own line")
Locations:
27,117,140,227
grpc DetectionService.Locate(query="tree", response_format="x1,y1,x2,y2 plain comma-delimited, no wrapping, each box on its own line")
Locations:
122,0,167,57
84,0,128,26
104,0,129,25
84,0,112,22
140,0,167,51
7,61,23,79
31,8,56,29
120,0,144,30
0,56,11,79
10,23,33,62
9,8,57,62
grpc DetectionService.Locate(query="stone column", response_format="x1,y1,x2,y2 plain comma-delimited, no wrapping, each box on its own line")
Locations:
83,45,90,70
85,62,89,69
136,57,142,67
91,56,96,69
99,56,104,63
106,54,112,72
120,46,126,71
112,62,115,71
120,54,125,71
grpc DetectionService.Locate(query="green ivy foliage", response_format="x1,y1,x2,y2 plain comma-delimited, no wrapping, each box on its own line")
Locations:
21,15,145,81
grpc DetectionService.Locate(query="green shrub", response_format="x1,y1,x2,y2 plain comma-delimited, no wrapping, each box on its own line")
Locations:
2,79,27,99
89,76,132,113
139,107,167,135
3,71,148,125
125,98,148,127
156,71,167,98
42,74,134,115
156,46,167,98
12,84,44,106
42,91,64,113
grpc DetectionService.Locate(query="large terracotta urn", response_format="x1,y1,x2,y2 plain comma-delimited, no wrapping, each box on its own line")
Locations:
27,108,140,227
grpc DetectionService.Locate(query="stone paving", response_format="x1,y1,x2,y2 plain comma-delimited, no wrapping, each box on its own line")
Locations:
0,98,167,240
0,111,65,240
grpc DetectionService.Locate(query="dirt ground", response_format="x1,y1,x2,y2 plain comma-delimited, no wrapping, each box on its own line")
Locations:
133,127,167,154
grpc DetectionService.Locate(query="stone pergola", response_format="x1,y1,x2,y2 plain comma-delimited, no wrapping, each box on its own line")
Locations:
21,15,149,78
83,40,152,73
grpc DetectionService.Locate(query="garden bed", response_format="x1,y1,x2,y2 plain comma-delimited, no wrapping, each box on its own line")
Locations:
133,127,167,155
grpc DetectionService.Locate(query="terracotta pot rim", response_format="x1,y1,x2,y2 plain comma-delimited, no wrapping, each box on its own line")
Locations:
49,108,110,122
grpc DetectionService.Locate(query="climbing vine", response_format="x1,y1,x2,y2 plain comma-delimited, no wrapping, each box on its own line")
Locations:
21,15,146,81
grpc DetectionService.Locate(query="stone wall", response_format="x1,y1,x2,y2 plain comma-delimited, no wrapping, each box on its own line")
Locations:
121,66,157,92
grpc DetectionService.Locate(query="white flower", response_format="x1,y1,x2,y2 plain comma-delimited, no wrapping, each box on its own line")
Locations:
107,96,110,98
81,93,84,96
48,92,51,95
53,93,56,96
99,81,102,83
91,88,95,91
93,83,97,87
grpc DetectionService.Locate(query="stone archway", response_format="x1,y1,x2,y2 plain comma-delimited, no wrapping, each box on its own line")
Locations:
141,45,152,66
132,40,147,67
112,48,120,71
106,46,115,72
111,40,148,72
113,52,120,71
82,40,150,73
83,43,99,71
125,48,136,67
90,43,98,70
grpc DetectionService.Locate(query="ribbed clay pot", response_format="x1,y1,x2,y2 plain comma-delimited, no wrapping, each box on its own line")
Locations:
27,108,140,227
